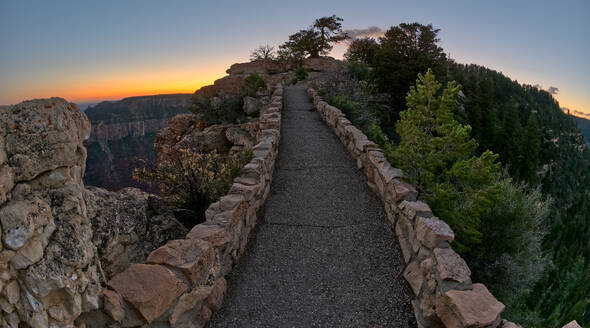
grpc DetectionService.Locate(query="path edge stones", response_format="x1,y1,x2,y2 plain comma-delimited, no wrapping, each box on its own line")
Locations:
96,84,284,327
306,85,521,328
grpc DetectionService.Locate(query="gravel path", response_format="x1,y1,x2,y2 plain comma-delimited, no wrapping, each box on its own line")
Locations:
208,84,416,328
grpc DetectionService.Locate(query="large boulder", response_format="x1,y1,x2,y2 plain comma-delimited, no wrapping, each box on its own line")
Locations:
107,264,187,323
0,98,188,327
0,98,90,184
85,186,187,279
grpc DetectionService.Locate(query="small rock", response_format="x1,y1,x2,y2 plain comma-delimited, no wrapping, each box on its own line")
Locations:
186,223,231,248
415,216,454,248
403,261,424,296
11,237,44,269
562,321,582,328
433,247,471,285
103,289,125,322
146,239,214,285
169,286,212,327
206,277,227,312
400,200,432,220
0,198,51,250
3,280,19,305
436,283,505,328
108,264,187,323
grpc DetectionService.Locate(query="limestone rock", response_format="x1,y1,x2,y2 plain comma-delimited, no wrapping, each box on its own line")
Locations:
415,216,454,249
0,165,14,206
225,126,255,150
147,238,214,285
103,289,125,322
108,264,187,323
433,247,471,285
391,178,418,202
562,321,582,328
205,277,227,312
85,186,186,278
169,286,211,327
0,98,90,182
1,197,52,250
403,261,424,296
187,223,231,248
302,57,346,72
3,280,19,305
226,59,284,75
436,283,505,328
501,319,523,328
400,200,433,220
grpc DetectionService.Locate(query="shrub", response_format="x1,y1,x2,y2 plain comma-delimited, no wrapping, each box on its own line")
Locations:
189,94,243,126
242,74,267,96
295,67,308,80
348,61,372,81
469,178,550,319
325,93,378,132
133,149,253,228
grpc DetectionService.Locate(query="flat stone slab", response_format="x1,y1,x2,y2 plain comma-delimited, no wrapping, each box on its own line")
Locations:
208,84,415,327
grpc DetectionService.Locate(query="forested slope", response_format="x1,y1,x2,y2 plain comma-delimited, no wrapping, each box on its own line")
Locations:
334,22,589,327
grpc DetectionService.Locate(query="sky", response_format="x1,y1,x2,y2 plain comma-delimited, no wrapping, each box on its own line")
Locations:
1,0,589,117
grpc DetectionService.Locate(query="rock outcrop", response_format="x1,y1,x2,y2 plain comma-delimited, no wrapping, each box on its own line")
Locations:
0,98,185,327
83,94,191,192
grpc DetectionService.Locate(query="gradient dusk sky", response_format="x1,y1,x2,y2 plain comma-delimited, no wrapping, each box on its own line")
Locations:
1,0,589,116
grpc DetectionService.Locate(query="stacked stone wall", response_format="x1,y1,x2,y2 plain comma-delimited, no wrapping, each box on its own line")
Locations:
93,84,283,327
307,86,521,328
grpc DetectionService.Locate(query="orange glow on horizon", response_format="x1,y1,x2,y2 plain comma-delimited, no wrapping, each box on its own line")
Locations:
0,61,230,105
17,77,220,105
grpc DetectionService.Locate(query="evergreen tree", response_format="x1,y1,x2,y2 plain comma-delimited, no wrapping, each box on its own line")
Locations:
393,69,502,253
280,15,347,59
344,37,379,64
522,113,541,183
373,23,447,131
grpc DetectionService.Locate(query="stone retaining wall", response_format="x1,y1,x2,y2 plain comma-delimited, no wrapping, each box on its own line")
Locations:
94,84,283,327
306,86,521,328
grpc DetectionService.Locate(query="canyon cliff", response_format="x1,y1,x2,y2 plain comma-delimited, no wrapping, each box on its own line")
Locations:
83,94,191,192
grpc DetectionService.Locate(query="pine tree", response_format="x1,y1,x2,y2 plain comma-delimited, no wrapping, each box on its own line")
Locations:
522,113,541,183
393,69,502,253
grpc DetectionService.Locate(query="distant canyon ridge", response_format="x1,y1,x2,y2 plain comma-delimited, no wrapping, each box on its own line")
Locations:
83,94,191,192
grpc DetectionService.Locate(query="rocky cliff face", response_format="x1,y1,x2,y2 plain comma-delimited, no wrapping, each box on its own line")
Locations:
83,94,191,192
0,99,185,327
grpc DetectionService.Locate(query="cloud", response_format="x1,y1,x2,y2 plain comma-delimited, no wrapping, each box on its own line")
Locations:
343,26,385,40
547,86,559,95
562,107,590,119
574,110,590,118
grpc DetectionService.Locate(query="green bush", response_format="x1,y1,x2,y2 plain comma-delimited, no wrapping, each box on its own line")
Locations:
348,61,372,81
295,67,308,80
190,94,243,126
469,178,550,323
242,74,267,96
325,93,378,132
134,149,253,228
